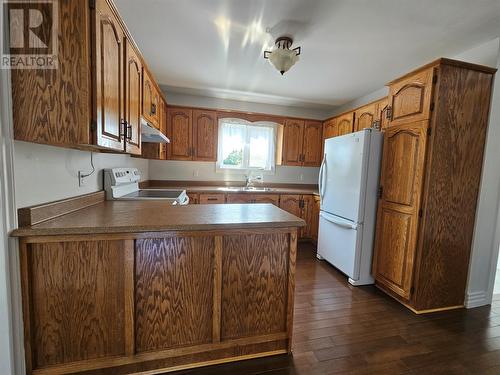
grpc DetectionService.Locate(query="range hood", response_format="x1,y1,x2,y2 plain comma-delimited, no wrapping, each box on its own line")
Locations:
141,117,170,143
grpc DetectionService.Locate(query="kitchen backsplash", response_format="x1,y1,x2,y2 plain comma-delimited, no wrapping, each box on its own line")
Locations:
149,160,320,185
14,141,149,208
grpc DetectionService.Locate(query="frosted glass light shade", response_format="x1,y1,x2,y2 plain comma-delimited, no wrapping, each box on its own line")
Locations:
267,48,300,75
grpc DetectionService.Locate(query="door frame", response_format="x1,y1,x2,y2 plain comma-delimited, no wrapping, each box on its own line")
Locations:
0,65,25,373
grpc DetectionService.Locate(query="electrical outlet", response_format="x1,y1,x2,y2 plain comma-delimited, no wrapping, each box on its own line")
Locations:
193,169,199,177
78,171,86,187
299,174,304,181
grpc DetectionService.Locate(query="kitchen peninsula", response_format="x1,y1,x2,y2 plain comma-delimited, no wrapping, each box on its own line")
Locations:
12,196,304,374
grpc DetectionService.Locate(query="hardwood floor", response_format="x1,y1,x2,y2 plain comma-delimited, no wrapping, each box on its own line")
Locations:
171,242,500,374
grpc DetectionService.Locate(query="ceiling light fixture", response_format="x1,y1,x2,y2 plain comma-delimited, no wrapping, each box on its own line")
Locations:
264,36,301,76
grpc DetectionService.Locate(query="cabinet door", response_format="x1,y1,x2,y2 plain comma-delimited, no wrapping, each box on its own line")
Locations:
377,98,390,130
282,119,304,166
124,41,142,155
159,101,167,160
226,194,254,204
253,194,280,206
193,110,217,161
93,0,125,151
187,193,199,204
142,69,159,128
303,121,323,167
279,195,302,218
167,108,192,160
388,68,435,127
300,195,314,238
323,118,338,139
354,103,377,132
336,113,354,136
311,195,320,242
372,122,428,299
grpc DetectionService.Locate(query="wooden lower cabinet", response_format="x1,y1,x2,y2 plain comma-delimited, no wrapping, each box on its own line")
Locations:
199,193,226,204
19,229,297,374
226,194,280,206
187,193,199,204
372,59,496,313
279,195,316,239
311,196,321,242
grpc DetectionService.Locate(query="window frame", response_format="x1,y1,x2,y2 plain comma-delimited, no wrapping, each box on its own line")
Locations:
216,117,278,174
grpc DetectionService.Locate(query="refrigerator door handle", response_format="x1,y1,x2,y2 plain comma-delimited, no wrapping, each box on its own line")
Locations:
320,212,358,230
319,155,327,200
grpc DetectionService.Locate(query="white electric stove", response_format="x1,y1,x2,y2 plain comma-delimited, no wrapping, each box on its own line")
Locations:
104,168,189,205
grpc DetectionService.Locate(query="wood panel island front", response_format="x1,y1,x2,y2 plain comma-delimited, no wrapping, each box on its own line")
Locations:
12,199,305,374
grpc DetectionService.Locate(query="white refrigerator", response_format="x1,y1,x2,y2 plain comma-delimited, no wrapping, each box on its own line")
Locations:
317,129,383,286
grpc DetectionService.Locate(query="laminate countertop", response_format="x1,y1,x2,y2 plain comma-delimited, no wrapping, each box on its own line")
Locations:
11,201,305,237
142,181,320,196
184,186,320,195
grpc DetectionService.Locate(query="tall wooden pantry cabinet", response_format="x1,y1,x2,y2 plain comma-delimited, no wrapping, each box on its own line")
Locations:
372,58,496,313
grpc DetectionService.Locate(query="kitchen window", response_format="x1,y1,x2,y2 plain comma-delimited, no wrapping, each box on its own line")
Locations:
217,118,278,172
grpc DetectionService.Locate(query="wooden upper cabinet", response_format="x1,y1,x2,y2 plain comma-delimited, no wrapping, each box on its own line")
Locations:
167,108,192,160
302,121,323,167
336,112,354,136
140,100,167,160
193,110,217,161
12,0,91,146
160,101,168,160
372,122,428,299
93,0,125,151
354,103,377,132
142,69,160,128
323,118,337,140
124,41,142,155
387,67,435,127
282,119,305,166
376,98,390,130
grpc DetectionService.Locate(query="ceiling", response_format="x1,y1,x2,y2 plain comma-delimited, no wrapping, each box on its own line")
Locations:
115,0,500,110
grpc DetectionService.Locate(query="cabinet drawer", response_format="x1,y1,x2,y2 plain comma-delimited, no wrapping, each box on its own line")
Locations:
199,193,226,204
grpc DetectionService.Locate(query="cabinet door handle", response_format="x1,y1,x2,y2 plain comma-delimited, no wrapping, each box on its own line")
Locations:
151,103,157,115
120,119,128,139
386,106,393,120
126,123,132,141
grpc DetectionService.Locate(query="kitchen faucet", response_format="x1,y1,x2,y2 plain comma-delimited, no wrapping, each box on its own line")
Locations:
245,172,263,188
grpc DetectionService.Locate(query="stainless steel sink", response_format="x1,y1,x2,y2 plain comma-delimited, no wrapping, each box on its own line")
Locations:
216,186,274,192
243,187,274,192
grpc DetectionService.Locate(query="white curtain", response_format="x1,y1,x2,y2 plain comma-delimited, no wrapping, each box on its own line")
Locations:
217,118,277,171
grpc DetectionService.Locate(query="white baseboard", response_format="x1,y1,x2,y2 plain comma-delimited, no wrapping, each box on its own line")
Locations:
465,291,491,308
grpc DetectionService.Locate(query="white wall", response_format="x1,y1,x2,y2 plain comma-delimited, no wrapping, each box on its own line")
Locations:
164,91,331,120
13,141,149,208
326,38,500,119
149,160,319,185
465,38,500,307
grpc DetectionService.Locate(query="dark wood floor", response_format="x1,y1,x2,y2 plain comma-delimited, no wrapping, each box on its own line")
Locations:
171,243,500,374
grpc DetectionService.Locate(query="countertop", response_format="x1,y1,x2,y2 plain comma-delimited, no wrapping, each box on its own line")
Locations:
142,181,319,196
11,201,305,237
